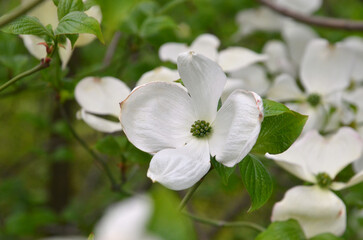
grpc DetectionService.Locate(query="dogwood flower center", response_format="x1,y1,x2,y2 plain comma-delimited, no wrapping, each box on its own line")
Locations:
190,120,212,138
307,93,321,107
316,172,332,188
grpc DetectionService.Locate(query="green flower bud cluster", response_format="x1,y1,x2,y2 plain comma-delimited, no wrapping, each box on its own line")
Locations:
316,172,332,188
190,120,212,138
307,93,321,107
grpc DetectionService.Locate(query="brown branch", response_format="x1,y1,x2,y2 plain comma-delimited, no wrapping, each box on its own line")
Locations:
259,0,363,31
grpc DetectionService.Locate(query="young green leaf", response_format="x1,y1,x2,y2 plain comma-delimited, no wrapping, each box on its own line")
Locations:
239,154,273,212
256,219,306,240
263,99,290,117
95,135,123,156
66,34,79,48
211,157,235,185
2,16,54,40
57,0,84,20
55,11,104,43
83,0,97,11
53,0,59,6
252,109,307,155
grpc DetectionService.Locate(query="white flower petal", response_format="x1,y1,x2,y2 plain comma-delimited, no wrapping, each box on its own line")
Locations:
120,82,195,153
235,7,283,36
275,0,322,14
24,0,58,27
218,47,268,72
190,33,220,61
221,78,245,103
20,35,46,60
147,139,210,190
209,90,263,167
75,76,130,116
267,127,363,180
282,20,317,65
332,169,363,191
300,39,355,95
136,66,180,86
272,185,346,238
267,74,304,102
95,196,154,240
343,88,363,122
75,5,103,47
159,43,188,63
177,52,226,121
40,237,86,240
59,38,73,69
229,65,270,95
343,37,363,82
262,40,296,76
78,109,122,133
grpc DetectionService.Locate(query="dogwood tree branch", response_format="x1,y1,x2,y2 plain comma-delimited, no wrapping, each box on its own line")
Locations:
0,60,50,92
0,0,45,27
258,0,363,31
178,177,205,211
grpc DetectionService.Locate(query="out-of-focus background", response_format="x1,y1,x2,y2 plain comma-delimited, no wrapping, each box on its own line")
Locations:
1,0,363,239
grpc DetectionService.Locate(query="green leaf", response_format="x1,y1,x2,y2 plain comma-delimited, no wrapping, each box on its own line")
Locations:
2,16,54,39
57,0,84,20
239,154,273,212
256,219,306,240
66,34,79,48
95,135,123,156
252,100,307,155
53,0,59,6
139,16,176,38
211,157,235,185
83,0,97,11
310,233,343,240
263,99,290,117
55,11,104,43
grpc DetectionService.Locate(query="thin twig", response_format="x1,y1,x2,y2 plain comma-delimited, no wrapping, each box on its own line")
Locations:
259,0,363,31
0,0,45,27
184,211,266,232
103,31,122,67
59,104,130,196
178,178,205,211
0,61,49,92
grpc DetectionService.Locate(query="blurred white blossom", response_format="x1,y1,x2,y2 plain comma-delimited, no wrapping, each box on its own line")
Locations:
267,127,363,237
75,76,130,133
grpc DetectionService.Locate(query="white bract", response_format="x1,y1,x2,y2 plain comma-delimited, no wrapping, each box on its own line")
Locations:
94,196,161,240
120,52,263,190
159,33,267,73
274,0,322,14
267,127,363,237
267,38,355,132
136,66,179,87
75,76,130,133
21,0,102,69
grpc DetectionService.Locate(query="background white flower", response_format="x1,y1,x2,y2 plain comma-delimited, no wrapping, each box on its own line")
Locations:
267,127,363,237
75,76,130,133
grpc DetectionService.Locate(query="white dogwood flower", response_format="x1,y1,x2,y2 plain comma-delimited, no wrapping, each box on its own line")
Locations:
20,0,102,68
75,76,130,133
267,38,355,132
267,127,363,238
120,52,263,190
94,196,161,240
136,66,179,87
159,33,267,73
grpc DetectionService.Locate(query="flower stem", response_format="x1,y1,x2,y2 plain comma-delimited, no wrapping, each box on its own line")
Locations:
0,61,49,93
178,177,204,211
0,0,45,27
184,211,266,232
59,104,131,196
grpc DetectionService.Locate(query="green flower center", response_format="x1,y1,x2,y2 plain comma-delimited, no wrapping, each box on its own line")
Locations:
316,172,332,188
190,120,212,138
307,93,321,107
